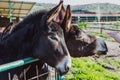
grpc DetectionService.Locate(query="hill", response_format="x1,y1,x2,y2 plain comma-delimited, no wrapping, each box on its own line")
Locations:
30,3,120,14
72,3,120,13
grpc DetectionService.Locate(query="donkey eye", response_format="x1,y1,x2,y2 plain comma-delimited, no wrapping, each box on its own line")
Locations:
78,35,82,38
50,36,58,41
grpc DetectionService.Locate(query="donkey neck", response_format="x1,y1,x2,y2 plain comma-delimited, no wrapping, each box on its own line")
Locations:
0,11,47,64
0,25,35,64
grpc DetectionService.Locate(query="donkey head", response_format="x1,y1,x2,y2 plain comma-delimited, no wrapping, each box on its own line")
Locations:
33,1,71,75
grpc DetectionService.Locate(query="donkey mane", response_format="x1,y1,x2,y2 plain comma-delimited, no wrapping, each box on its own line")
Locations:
11,10,47,34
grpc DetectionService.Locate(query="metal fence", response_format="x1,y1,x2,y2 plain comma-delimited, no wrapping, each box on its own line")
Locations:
86,26,120,34
0,57,64,80
86,22,120,34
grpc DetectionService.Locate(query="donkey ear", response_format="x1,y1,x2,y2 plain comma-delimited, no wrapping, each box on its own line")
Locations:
1,22,13,38
46,1,63,24
62,5,71,32
53,4,66,23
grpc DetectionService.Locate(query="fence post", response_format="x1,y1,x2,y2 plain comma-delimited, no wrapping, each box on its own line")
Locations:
57,73,64,80
100,27,103,34
9,1,13,22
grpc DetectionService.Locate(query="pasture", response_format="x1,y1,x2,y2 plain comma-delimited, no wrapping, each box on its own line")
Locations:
65,57,120,80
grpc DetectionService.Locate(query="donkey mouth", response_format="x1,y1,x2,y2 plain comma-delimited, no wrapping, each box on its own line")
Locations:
97,51,107,55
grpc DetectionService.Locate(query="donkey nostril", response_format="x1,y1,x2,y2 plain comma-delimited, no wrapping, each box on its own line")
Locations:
66,65,70,71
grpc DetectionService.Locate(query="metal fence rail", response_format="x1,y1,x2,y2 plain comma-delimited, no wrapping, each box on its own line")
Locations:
0,57,38,72
86,27,120,34
0,57,64,80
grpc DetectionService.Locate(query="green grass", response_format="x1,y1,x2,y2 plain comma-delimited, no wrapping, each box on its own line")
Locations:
65,58,120,80
105,58,120,71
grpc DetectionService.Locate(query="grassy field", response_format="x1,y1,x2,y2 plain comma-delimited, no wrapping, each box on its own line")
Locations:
65,57,120,80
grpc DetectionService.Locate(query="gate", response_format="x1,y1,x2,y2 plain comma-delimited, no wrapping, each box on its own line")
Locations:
0,57,64,80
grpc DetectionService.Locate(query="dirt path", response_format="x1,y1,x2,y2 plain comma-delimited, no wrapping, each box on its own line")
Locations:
94,41,120,73
106,41,120,57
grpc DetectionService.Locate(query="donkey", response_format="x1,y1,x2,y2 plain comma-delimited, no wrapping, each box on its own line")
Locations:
0,1,71,80
58,4,108,57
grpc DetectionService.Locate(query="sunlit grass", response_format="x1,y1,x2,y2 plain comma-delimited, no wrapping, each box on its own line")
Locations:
65,58,120,80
